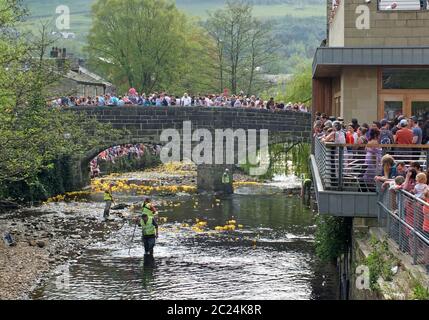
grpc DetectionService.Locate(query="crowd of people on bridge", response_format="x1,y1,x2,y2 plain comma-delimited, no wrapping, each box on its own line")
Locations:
90,143,161,178
48,88,310,113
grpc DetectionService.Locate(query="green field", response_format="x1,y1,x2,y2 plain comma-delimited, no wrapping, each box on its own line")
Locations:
178,3,325,19
22,0,325,29
23,0,325,18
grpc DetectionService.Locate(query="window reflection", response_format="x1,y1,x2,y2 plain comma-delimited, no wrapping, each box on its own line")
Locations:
382,68,429,90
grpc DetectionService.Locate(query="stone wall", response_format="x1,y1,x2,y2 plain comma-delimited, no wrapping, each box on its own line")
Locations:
329,0,345,47
341,66,378,124
71,106,312,149
350,225,429,300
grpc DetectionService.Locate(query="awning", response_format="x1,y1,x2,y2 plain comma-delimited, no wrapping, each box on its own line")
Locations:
313,46,429,77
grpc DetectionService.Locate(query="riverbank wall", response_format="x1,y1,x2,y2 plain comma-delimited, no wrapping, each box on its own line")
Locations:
0,157,77,205
346,218,429,300
0,150,161,207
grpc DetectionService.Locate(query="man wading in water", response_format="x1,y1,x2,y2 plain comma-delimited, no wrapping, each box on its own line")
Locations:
103,184,115,221
142,198,158,217
140,213,159,256
222,169,233,195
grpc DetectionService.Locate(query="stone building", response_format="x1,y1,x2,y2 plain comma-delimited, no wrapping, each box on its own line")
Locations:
48,48,114,98
313,0,429,123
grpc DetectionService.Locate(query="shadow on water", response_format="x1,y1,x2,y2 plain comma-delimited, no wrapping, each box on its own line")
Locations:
31,192,339,300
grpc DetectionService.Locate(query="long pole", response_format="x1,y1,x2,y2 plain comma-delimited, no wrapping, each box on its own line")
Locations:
128,222,137,256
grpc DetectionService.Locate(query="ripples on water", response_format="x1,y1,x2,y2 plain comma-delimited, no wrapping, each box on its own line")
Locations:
32,192,338,300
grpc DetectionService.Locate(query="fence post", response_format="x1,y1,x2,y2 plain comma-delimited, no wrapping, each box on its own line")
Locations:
386,190,391,236
377,182,383,221
426,149,429,172
398,192,404,252
413,198,418,265
338,146,344,191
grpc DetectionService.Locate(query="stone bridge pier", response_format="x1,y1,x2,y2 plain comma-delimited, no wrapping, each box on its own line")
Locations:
70,106,312,192
197,164,234,194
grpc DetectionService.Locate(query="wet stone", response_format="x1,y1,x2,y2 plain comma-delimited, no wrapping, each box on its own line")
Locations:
36,241,46,249
28,240,37,247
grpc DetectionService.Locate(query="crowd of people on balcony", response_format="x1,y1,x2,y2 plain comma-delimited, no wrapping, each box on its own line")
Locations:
90,143,161,178
377,154,429,269
48,88,310,113
313,113,429,146
314,112,429,258
313,113,429,183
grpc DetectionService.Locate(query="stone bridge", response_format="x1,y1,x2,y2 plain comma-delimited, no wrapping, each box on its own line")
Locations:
70,106,312,192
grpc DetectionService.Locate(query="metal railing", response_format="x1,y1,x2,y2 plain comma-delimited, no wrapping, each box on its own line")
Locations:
378,186,429,267
314,138,429,192
313,138,429,268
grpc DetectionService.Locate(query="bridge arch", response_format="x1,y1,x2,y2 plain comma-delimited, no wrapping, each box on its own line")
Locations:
70,106,312,192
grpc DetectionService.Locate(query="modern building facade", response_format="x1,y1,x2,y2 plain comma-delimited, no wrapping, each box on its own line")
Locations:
313,0,429,123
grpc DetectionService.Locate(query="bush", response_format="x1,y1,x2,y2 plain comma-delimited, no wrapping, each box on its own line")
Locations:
366,236,399,291
0,156,74,203
412,282,429,300
315,215,351,263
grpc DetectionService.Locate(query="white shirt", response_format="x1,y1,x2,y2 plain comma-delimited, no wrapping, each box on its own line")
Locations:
165,96,171,105
353,132,359,144
415,183,427,199
181,96,192,106
205,97,213,106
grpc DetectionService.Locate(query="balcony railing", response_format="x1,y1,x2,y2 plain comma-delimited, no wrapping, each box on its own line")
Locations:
378,186,429,267
313,138,429,268
314,138,429,192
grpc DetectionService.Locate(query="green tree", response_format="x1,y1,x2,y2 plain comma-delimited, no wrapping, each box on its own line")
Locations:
271,59,312,106
205,0,279,95
86,0,216,94
0,1,124,200
285,60,312,104
315,216,351,263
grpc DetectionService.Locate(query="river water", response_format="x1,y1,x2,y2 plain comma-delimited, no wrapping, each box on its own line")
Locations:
31,186,339,300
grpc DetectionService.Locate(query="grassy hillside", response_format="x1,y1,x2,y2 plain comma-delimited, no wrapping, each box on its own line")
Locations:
23,0,325,19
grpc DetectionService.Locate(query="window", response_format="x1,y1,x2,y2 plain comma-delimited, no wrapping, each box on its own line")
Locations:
378,0,427,11
384,101,403,120
412,101,429,120
382,68,429,90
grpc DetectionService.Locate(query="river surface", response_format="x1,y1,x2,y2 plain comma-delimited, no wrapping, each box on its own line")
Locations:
31,189,339,300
